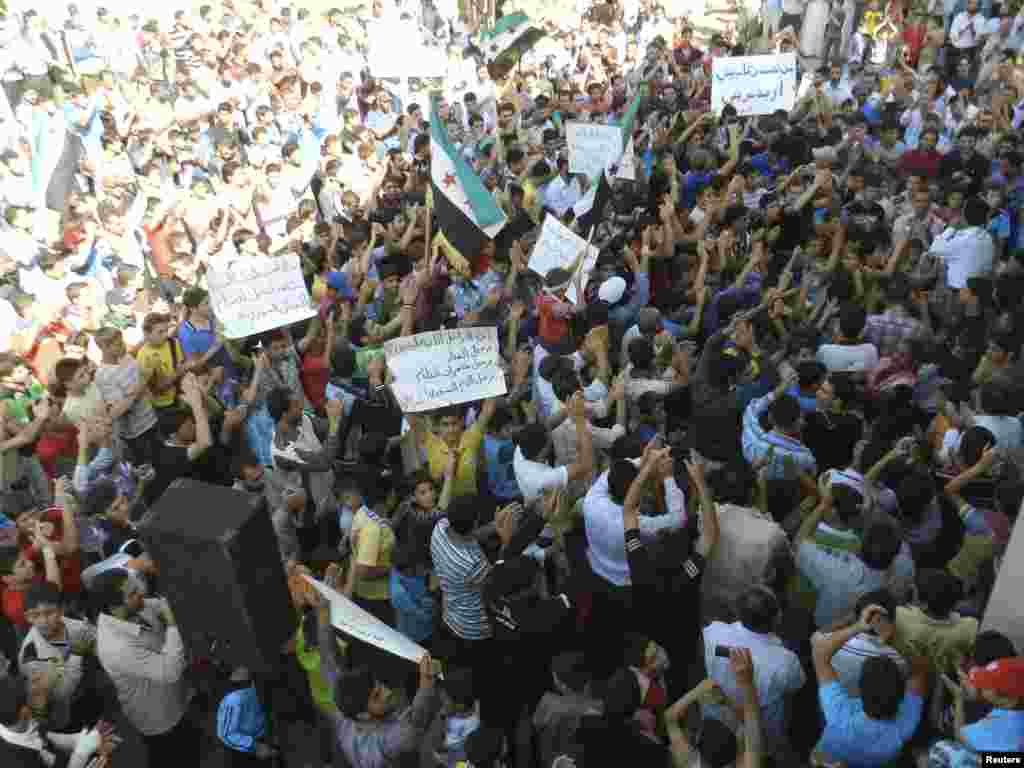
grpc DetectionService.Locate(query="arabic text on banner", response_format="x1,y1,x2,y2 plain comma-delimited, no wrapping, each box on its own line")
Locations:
384,327,508,413
304,576,428,664
566,122,624,180
528,215,600,305
207,252,317,340
710,53,798,117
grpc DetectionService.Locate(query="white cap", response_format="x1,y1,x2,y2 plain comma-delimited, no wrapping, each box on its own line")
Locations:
598,276,626,304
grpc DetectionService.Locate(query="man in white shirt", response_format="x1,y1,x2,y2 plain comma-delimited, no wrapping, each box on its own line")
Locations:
950,0,989,66
583,452,687,591
816,304,880,374
927,196,995,290
93,571,197,768
703,586,806,755
513,392,594,505
542,157,582,218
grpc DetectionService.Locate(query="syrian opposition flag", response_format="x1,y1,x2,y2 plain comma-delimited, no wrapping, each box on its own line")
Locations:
573,168,612,235
430,98,506,264
478,13,546,80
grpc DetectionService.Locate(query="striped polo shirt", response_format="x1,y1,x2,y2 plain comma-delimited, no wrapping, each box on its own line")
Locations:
430,519,492,641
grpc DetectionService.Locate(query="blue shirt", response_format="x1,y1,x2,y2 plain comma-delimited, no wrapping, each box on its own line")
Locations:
217,686,267,753
681,170,715,210
483,435,520,502
177,320,236,377
741,393,817,481
988,210,1010,241
961,708,1024,753
817,681,923,768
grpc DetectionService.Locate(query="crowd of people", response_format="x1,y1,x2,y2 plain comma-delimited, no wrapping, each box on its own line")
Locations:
0,0,1021,767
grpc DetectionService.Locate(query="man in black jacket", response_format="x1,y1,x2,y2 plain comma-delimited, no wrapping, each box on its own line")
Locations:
485,555,574,760
624,449,721,698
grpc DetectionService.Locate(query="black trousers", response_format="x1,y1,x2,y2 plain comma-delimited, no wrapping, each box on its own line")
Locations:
435,621,498,726
142,714,201,768
122,425,163,467
584,571,634,683
224,746,266,768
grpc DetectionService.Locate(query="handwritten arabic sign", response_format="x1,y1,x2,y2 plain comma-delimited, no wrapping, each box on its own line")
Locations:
384,327,507,413
305,576,428,664
711,53,797,117
566,122,624,179
207,252,316,340
528,216,599,305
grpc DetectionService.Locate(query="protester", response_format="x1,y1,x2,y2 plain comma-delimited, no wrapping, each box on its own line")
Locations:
0,1,1019,767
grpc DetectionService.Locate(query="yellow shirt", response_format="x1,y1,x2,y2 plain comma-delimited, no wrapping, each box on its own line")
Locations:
135,340,183,409
351,508,395,602
893,605,978,676
423,422,484,499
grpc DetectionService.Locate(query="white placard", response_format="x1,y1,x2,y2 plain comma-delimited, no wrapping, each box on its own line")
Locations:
304,576,428,664
711,53,798,117
368,19,447,78
207,252,316,340
566,122,623,180
528,215,599,305
384,327,507,413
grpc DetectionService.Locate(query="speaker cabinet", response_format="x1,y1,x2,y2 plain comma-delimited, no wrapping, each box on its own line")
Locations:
138,479,295,674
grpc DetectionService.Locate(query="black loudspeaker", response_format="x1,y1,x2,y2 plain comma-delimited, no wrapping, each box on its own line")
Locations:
138,479,295,674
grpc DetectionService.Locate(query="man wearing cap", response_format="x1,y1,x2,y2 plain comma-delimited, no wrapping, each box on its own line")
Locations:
946,656,1024,753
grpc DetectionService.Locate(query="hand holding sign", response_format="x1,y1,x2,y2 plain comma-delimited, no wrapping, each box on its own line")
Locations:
207,253,316,339
384,328,507,413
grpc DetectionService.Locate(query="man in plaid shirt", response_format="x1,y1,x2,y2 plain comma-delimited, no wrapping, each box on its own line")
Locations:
863,275,930,357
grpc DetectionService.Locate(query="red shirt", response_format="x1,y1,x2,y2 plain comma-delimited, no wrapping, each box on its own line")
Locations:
35,428,78,479
899,149,942,179
535,294,572,348
301,351,330,412
143,223,173,277
23,509,83,595
2,588,28,629
903,23,927,66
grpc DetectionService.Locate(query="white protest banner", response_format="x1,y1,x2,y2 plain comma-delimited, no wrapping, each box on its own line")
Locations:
304,577,427,664
566,121,623,180
711,53,797,117
384,327,507,413
368,19,447,78
207,252,316,340
528,215,599,305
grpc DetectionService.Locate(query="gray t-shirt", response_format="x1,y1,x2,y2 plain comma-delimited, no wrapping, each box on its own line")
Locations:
94,360,158,440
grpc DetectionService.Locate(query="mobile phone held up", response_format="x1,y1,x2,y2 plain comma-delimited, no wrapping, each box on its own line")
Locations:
715,645,732,658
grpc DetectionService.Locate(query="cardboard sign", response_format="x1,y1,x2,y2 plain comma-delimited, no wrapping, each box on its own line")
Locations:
528,215,599,305
566,121,623,179
207,252,316,340
384,327,507,413
305,577,428,664
711,53,798,117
